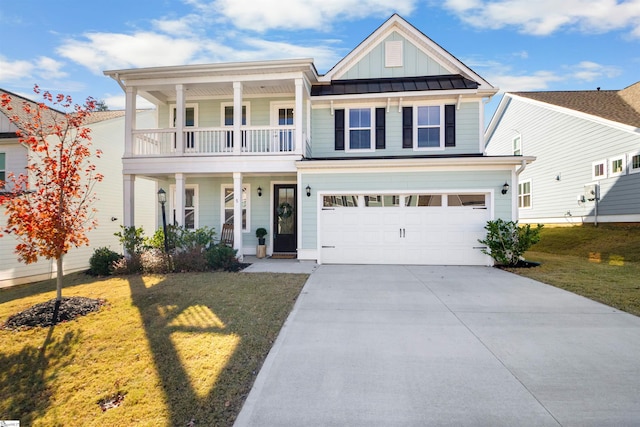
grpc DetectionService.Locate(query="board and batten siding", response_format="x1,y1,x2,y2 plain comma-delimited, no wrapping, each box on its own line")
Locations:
486,96,640,222
340,32,451,80
300,169,511,250
310,102,481,158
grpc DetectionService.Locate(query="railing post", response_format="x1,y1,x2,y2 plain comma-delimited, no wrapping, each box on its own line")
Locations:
233,82,242,155
176,84,185,155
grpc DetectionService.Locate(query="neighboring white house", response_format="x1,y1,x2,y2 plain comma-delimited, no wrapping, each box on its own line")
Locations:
0,89,156,287
485,82,640,224
104,14,532,266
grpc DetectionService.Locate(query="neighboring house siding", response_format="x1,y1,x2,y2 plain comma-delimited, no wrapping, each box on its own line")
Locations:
486,96,640,222
341,32,450,79
311,102,481,158
300,169,512,249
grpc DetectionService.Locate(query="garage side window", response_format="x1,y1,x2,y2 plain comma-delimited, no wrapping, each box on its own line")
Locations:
448,194,486,207
323,195,358,207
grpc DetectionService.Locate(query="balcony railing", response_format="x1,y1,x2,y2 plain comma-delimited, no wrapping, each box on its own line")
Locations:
131,126,300,156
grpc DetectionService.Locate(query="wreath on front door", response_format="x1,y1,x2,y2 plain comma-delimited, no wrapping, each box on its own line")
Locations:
277,202,293,219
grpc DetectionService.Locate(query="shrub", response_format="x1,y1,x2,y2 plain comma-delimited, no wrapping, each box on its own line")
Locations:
478,219,543,266
114,225,147,255
206,244,240,271
146,225,216,252
173,245,209,272
88,247,123,276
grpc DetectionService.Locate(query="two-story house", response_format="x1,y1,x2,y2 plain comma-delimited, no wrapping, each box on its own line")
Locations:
485,82,640,225
0,89,156,287
105,14,532,266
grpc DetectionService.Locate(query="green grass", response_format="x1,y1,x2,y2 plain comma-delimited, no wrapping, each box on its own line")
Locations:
506,223,640,316
0,271,308,426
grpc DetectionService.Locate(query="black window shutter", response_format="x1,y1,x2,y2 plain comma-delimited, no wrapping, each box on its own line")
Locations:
445,104,456,147
334,109,345,151
375,107,385,149
402,107,413,149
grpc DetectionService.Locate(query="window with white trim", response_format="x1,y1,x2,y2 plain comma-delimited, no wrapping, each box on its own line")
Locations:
347,108,373,150
414,105,443,149
518,180,532,209
170,185,198,230
221,103,250,149
170,104,198,150
222,184,250,232
592,160,606,180
629,152,640,174
609,155,626,177
513,135,522,155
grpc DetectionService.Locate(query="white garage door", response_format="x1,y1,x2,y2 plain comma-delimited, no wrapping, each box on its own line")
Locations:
320,193,491,265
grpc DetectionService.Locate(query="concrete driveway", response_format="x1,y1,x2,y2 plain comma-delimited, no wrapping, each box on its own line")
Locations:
235,265,640,426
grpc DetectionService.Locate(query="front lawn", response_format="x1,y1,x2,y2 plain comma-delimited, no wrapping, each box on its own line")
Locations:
506,224,640,316
0,271,307,426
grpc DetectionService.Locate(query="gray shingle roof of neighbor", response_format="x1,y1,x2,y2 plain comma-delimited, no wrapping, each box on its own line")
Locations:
512,82,640,128
311,75,479,96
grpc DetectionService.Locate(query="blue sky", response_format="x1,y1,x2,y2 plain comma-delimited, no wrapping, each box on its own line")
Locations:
1,0,639,124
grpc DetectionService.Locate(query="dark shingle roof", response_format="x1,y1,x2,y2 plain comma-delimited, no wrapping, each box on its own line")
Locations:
512,87,640,128
311,75,478,97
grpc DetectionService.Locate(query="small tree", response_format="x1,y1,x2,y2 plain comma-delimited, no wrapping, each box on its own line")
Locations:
478,219,543,266
0,86,102,302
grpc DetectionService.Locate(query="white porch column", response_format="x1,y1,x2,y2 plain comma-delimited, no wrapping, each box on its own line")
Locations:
233,82,242,155
175,173,185,226
295,78,304,155
233,172,244,260
124,87,137,157
123,174,135,228
175,84,185,155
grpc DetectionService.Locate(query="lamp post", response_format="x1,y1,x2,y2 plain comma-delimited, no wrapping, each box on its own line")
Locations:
157,188,169,253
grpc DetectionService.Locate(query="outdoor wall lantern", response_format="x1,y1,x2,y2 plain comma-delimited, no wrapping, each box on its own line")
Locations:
257,186,263,197
501,182,510,195
157,188,169,253
306,185,311,197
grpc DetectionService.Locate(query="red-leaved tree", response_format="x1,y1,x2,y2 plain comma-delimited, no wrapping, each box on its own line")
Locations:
0,86,103,302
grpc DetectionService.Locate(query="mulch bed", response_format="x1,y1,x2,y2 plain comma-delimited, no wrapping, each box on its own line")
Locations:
2,296,105,330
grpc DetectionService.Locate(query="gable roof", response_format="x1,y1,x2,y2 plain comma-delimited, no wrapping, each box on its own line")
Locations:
320,14,496,94
511,87,640,128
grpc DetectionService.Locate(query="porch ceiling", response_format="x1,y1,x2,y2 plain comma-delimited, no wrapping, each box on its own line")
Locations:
141,80,296,104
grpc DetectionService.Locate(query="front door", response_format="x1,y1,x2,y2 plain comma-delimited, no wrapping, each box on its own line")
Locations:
273,184,297,253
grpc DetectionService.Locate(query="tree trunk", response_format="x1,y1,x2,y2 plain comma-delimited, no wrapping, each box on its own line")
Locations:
56,255,63,302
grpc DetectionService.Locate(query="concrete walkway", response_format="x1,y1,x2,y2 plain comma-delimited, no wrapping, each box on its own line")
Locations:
235,265,640,426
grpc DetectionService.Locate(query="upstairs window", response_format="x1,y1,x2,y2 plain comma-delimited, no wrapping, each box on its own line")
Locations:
629,152,640,174
348,108,373,150
0,152,5,187
403,105,455,150
513,135,522,155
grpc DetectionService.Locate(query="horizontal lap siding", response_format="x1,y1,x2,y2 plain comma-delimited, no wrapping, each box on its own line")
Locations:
486,98,640,221
311,102,481,158
301,170,511,250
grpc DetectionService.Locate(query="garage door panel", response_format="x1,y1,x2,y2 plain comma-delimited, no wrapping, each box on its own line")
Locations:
320,194,492,266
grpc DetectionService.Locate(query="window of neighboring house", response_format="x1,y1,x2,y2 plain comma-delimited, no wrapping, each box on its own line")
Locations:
222,184,250,232
513,135,522,155
170,185,198,230
414,105,443,149
221,103,249,148
592,160,607,180
170,104,197,150
518,180,532,209
0,152,5,188
629,152,640,174
347,108,373,150
609,155,626,177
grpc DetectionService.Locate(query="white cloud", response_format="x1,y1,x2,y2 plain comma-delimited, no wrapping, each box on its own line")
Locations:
0,57,34,81
34,57,68,79
443,0,640,37
57,32,203,73
569,61,622,81
211,0,416,31
487,70,564,92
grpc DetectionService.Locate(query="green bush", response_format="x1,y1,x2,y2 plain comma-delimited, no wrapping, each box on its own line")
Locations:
147,225,216,252
114,225,147,255
206,244,240,271
478,219,543,266
173,246,209,272
88,247,123,276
